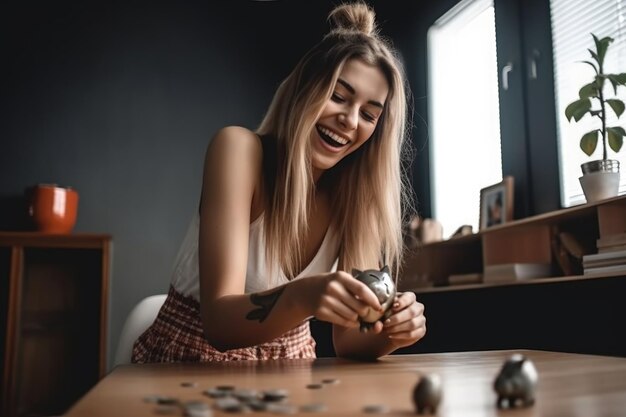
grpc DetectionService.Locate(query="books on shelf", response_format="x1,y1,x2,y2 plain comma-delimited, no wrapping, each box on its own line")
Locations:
483,263,552,283
583,249,626,274
584,263,626,275
596,233,626,252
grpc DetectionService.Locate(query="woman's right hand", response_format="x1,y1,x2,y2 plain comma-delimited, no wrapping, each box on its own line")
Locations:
302,271,383,329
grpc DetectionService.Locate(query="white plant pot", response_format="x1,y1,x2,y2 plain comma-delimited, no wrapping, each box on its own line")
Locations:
579,171,620,203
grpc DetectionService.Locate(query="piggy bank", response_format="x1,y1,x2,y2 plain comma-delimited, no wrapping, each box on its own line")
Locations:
413,373,442,414
493,354,538,408
352,265,396,332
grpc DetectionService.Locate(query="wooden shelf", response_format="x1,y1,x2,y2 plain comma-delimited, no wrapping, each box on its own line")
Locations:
0,232,111,249
1,233,111,417
409,269,626,294
398,194,626,291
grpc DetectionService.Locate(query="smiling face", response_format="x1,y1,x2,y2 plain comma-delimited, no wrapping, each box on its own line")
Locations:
311,59,389,177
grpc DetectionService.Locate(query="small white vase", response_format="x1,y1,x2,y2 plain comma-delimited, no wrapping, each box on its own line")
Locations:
579,171,620,203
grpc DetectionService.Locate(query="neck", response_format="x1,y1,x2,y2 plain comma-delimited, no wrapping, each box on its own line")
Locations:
313,167,324,183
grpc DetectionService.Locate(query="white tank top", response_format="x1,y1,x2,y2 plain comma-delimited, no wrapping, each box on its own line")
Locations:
170,212,339,300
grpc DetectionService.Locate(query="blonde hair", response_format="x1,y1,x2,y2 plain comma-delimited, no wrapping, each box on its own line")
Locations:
257,2,414,280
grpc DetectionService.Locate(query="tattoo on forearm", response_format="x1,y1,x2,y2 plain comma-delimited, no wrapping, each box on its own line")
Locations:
246,286,286,323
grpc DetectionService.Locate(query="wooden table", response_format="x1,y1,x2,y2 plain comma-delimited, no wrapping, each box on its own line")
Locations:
64,350,626,416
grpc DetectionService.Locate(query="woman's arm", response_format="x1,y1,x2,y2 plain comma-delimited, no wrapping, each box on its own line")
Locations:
197,127,382,351
332,292,426,360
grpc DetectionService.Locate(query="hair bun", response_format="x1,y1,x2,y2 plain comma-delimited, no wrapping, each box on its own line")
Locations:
328,2,377,36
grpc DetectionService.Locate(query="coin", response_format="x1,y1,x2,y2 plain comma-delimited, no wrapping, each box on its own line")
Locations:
306,383,323,390
267,403,297,414
363,404,390,414
300,402,328,413
233,388,259,402
156,396,180,406
262,389,289,402
246,399,269,412
203,388,230,398
181,381,198,388
215,397,246,413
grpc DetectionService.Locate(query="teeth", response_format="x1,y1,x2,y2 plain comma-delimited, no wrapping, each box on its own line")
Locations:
319,126,349,145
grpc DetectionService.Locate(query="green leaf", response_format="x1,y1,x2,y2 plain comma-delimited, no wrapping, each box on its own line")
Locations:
588,48,599,64
592,33,600,47
607,99,625,118
607,127,625,152
579,82,598,99
580,130,599,156
581,60,599,75
609,126,626,135
565,98,591,122
595,35,613,66
607,75,620,95
613,73,626,85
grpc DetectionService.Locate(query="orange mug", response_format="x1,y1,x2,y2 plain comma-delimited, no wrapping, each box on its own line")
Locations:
28,184,79,233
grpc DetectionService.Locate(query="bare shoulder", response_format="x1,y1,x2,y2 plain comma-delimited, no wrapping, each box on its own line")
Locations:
201,126,264,220
206,126,262,161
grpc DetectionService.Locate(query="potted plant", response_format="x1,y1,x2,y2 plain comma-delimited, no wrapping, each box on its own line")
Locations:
565,33,626,202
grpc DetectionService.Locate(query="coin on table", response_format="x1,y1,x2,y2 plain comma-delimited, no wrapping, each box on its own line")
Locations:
143,395,162,403
300,402,328,413
233,388,259,402
267,403,297,414
216,385,236,392
203,388,230,398
246,399,269,412
321,378,340,385
215,397,246,413
155,396,180,406
181,381,198,388
306,383,323,390
262,389,289,402
363,404,390,414
183,400,212,417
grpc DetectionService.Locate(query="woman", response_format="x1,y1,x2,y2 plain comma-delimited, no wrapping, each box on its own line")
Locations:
132,2,426,363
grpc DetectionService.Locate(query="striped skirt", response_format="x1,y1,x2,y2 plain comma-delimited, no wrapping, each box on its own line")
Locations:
131,285,316,363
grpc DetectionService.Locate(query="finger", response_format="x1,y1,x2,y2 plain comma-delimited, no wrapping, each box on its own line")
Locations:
336,271,383,311
315,305,360,329
370,320,384,334
385,315,426,335
325,279,373,318
387,326,427,342
385,301,424,327
321,294,360,323
392,292,417,312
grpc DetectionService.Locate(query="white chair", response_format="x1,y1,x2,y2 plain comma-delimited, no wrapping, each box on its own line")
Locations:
114,294,167,366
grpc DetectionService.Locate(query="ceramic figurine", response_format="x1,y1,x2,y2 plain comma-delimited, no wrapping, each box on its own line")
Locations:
352,265,396,332
493,354,538,408
412,373,442,414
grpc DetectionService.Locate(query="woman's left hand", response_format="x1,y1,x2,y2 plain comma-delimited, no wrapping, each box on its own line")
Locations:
382,292,426,348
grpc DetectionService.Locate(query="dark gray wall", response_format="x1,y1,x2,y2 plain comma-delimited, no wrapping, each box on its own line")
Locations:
0,0,432,369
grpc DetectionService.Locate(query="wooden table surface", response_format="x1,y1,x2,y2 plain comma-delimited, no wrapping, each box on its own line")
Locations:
64,350,626,416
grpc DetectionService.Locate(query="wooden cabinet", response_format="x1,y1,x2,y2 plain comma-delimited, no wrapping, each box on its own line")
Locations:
1,233,111,417
399,194,626,291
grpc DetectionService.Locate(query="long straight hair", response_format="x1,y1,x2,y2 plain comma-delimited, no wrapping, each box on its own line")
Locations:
256,3,414,281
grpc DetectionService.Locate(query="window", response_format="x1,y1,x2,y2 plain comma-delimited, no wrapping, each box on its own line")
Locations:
425,0,625,225
427,0,501,236
551,0,626,207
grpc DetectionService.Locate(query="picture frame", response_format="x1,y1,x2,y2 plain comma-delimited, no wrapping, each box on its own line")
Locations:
479,176,514,230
